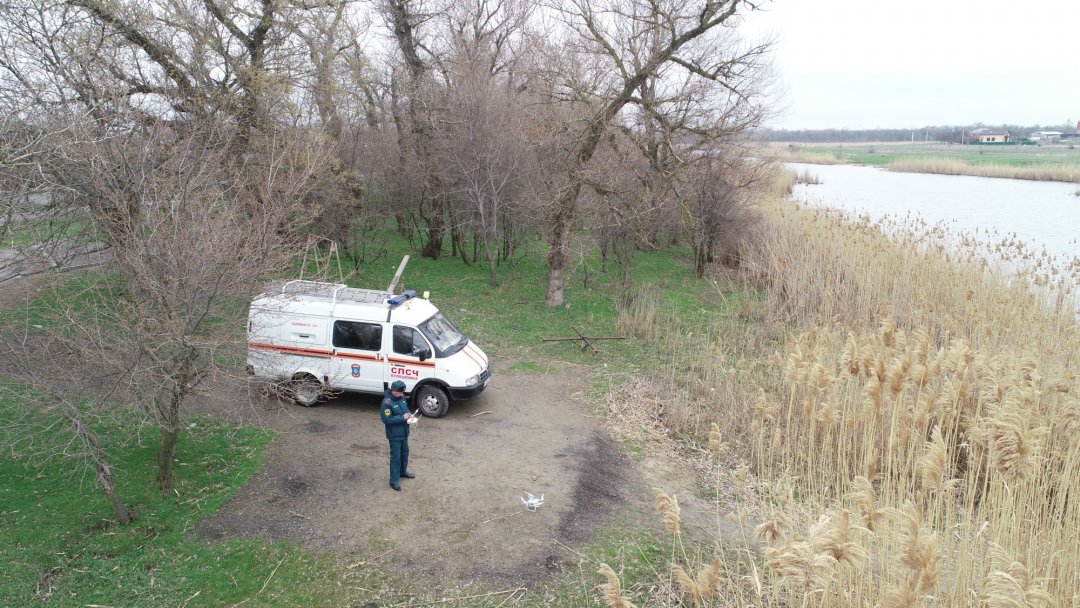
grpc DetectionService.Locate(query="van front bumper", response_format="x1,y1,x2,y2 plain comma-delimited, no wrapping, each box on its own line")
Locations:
449,368,490,400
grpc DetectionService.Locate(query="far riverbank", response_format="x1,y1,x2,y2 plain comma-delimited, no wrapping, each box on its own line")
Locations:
769,141,1080,184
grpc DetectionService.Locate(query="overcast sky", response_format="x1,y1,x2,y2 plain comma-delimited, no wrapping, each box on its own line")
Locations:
739,0,1080,130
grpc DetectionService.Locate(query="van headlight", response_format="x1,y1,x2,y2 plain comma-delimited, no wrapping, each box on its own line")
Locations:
466,374,479,386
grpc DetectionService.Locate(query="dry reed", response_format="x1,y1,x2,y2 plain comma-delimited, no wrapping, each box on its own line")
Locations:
888,157,1080,183
596,173,1080,607
597,563,637,608
653,488,682,535
772,148,844,165
737,199,1080,606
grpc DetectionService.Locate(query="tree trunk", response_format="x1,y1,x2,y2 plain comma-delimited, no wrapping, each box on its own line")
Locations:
419,200,444,259
501,213,514,262
457,229,470,265
65,408,131,524
386,0,444,260
91,436,131,524
485,238,499,286
545,109,618,306
154,391,182,493
545,196,575,306
155,427,178,493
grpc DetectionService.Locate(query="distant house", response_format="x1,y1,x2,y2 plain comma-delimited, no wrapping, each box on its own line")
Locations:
968,128,1011,143
1030,131,1063,143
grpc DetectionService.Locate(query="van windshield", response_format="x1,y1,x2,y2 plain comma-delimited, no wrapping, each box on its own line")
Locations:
419,312,466,354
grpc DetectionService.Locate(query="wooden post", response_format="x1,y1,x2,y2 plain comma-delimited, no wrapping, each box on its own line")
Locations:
387,255,410,293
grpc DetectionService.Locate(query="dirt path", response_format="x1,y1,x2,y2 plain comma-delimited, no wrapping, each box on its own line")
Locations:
196,362,665,589
0,242,110,285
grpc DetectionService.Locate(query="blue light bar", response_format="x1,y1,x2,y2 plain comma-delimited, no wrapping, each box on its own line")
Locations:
387,290,417,307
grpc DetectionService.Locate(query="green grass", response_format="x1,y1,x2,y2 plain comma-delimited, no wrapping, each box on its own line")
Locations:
0,395,346,607
507,360,552,373
619,435,647,461
0,269,128,335
1,227,756,606
795,142,1080,168
3,217,97,249
304,232,741,370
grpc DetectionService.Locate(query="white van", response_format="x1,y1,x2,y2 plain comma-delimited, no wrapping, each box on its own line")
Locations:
246,280,490,417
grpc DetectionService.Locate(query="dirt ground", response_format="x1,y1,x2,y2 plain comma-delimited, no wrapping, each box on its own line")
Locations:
195,362,677,591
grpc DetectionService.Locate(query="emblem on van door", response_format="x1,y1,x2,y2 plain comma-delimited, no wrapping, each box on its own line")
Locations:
351,364,361,377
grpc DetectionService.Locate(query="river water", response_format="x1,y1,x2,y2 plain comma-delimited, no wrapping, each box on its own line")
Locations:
788,163,1080,266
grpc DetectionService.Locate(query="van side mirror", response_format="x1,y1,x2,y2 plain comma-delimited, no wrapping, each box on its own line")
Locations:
418,349,431,362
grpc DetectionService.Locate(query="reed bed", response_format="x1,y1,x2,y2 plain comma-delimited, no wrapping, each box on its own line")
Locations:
794,169,821,185
888,157,1080,183
600,186,1079,606
604,184,1075,604
743,321,1077,606
772,149,844,165
733,202,1080,606
741,203,1080,344
770,167,798,199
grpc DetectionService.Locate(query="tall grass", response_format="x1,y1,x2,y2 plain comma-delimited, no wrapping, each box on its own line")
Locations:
771,148,844,165
794,169,820,185
592,178,1080,605
888,157,1080,182
732,201,1080,606
607,279,782,460
742,203,1079,345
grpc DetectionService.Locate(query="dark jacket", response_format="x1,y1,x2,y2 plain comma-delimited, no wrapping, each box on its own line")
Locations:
380,390,410,440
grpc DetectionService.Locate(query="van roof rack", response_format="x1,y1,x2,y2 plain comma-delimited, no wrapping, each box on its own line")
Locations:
277,279,396,307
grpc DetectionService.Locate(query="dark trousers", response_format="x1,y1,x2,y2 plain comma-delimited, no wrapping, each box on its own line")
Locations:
388,437,409,486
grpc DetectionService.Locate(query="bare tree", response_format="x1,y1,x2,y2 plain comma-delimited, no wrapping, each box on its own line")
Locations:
26,118,327,492
379,0,451,258
0,0,340,496
0,0,334,147
678,152,767,277
1,305,138,524
434,61,531,284
542,0,772,305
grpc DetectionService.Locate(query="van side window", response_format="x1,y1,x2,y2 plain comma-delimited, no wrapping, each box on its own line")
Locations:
333,321,382,351
393,325,430,357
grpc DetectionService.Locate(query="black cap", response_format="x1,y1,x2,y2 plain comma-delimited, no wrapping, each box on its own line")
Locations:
390,380,406,392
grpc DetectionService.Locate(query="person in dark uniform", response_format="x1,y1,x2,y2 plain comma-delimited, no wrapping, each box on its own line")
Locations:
380,380,415,491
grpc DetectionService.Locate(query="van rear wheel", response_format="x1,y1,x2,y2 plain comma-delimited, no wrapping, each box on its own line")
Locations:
415,385,449,418
292,376,322,407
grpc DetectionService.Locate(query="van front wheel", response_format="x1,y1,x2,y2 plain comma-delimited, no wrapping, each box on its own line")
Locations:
415,385,449,418
292,376,323,407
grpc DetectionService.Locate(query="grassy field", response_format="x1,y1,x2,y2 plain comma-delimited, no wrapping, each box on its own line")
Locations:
771,142,1080,182
0,230,755,607
0,403,347,606
307,234,750,372
3,217,97,249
